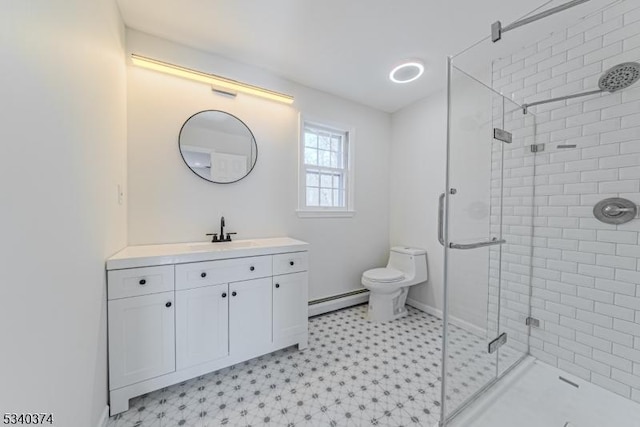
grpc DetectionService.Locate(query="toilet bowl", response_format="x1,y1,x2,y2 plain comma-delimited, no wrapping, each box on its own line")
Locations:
361,246,428,322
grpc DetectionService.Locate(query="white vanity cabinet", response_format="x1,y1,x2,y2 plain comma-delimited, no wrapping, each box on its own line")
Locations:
229,277,273,357
175,284,229,369
107,292,176,389
175,276,274,371
107,265,176,390
272,252,309,342
273,272,308,340
106,238,309,415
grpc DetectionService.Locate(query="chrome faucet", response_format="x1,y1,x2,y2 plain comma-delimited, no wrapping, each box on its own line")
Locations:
206,216,236,242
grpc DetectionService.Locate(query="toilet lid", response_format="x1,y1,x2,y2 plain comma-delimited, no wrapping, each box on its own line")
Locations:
363,268,405,283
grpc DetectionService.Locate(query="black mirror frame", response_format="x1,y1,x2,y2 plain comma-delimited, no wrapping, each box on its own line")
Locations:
178,110,258,184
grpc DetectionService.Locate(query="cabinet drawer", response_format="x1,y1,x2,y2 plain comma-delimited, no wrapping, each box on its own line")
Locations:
108,265,174,300
273,252,308,275
176,255,272,290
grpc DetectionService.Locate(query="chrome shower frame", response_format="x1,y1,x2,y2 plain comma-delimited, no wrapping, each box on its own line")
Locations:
491,0,592,42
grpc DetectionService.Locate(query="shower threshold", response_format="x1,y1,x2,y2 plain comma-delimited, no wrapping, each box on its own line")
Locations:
448,357,640,427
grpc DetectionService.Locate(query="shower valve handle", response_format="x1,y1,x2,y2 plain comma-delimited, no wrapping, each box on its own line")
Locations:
603,205,633,215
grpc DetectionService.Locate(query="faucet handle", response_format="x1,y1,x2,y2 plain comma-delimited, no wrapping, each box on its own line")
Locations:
226,232,237,242
206,233,219,242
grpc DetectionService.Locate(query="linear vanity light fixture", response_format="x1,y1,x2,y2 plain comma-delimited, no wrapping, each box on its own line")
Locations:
130,54,294,104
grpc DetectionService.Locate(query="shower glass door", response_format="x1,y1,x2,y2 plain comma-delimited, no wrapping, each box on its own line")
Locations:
496,97,535,378
441,61,535,423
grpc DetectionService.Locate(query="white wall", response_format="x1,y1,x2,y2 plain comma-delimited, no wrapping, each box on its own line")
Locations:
390,92,447,315
126,30,391,300
0,1,127,426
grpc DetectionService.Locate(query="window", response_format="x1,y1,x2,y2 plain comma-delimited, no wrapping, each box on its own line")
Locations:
298,118,354,217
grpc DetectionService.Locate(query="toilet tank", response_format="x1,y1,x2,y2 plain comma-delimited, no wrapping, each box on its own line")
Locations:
388,246,428,282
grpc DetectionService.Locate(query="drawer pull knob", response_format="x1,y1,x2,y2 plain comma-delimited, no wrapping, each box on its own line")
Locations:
201,272,207,278
165,301,172,308
139,279,146,285
289,261,295,266
249,266,255,271
232,291,237,297
221,293,227,298
275,283,280,288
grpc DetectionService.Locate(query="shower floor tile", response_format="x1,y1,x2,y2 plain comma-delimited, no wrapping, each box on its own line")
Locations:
107,304,511,427
448,357,640,427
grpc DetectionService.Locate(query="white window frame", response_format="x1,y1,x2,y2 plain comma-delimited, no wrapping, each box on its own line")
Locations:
297,114,355,218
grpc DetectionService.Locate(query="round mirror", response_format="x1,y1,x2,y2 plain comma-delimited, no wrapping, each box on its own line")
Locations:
178,110,257,184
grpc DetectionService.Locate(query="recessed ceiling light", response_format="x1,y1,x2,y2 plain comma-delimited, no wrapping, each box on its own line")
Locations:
389,61,425,84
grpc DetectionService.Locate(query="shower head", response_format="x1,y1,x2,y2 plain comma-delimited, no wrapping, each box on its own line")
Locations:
598,62,640,93
522,61,640,113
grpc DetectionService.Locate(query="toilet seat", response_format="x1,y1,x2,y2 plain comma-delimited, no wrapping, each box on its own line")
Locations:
363,268,405,283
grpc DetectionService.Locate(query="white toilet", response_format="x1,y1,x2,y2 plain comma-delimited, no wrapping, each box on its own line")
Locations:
361,246,428,322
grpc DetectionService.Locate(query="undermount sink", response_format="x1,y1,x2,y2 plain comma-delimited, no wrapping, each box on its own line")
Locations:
187,240,259,252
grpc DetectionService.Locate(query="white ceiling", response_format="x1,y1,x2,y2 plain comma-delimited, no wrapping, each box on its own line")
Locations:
116,0,567,113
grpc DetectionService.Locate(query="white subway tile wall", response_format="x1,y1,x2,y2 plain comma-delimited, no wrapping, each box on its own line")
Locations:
491,0,640,402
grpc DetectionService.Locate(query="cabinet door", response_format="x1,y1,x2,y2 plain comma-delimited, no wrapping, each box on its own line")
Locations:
176,284,229,370
108,292,175,389
229,277,272,358
273,272,308,339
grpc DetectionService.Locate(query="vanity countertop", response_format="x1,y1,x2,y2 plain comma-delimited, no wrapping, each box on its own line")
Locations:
107,237,309,270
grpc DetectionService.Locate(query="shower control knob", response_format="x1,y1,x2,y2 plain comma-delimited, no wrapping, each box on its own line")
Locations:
594,197,637,225
603,205,633,216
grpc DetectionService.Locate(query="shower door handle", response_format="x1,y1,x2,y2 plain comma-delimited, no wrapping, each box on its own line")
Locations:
449,237,506,250
438,193,445,246
438,193,506,249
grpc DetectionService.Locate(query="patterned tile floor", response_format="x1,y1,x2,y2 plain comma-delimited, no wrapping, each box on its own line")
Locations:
107,305,520,427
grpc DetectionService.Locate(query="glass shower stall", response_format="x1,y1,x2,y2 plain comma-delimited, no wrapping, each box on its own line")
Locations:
440,0,640,424
441,63,536,420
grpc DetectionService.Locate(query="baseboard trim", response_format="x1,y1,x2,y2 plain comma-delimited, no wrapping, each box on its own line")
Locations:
97,405,109,427
406,298,486,337
308,291,369,317
306,293,486,337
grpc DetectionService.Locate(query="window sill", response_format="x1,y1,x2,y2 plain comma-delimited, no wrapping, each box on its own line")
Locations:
296,209,356,218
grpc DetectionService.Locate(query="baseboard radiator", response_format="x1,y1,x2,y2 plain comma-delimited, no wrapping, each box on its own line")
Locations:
308,288,369,317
